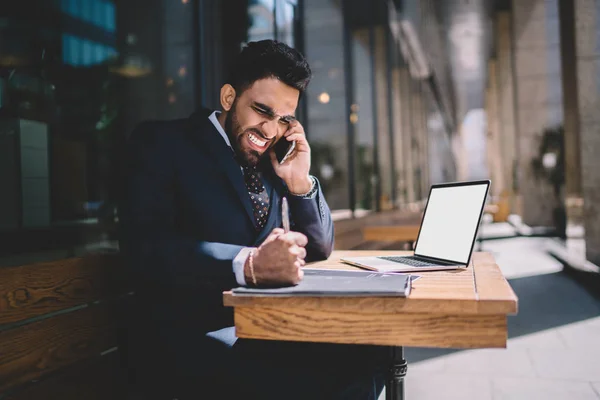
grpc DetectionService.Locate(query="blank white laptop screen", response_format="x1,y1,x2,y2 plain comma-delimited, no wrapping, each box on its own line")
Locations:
414,184,488,264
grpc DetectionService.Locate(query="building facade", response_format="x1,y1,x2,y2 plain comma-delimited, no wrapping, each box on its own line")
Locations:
0,0,456,265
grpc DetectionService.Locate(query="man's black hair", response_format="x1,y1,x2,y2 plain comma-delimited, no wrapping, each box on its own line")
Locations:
226,40,312,95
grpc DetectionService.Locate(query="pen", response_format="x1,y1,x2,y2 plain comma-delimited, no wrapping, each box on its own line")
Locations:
282,196,290,233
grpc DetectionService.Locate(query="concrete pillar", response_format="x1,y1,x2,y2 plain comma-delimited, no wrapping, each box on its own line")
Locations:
453,124,470,182
392,66,406,204
558,0,585,255
420,84,430,192
405,75,417,203
421,83,429,195
568,0,600,263
415,82,428,197
412,81,426,200
486,59,506,198
511,0,563,226
495,11,518,211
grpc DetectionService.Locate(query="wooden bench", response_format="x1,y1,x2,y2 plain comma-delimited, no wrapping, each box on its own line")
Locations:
362,225,420,247
334,209,423,251
0,253,130,400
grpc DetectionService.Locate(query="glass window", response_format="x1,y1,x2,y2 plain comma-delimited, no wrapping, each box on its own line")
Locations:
105,2,115,33
93,0,103,28
81,0,92,24
276,0,296,46
82,39,93,66
389,30,407,205
303,0,349,211
66,0,80,19
248,0,276,42
351,28,375,212
0,0,198,265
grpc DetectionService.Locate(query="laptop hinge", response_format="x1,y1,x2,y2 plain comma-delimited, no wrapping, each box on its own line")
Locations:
413,255,457,265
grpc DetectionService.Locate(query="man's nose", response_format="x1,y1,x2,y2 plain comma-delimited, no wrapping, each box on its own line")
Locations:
260,120,279,140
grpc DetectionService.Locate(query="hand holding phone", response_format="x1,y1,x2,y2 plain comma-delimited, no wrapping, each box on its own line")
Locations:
270,120,312,195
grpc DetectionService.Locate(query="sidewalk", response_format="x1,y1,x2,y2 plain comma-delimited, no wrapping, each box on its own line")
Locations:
380,235,600,400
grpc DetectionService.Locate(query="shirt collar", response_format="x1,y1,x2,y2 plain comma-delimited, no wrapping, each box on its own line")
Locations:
208,110,233,149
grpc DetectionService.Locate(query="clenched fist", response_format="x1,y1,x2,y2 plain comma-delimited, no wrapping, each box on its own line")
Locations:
244,228,308,286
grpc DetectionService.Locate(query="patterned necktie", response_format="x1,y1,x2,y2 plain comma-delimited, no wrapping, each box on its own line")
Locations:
242,165,270,230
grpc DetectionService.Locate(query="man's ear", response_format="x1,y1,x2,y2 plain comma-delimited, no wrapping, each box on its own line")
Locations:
220,84,236,111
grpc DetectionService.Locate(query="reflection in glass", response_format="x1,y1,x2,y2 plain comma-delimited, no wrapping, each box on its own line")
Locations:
0,0,197,262
373,26,392,210
390,35,407,205
352,29,374,211
248,0,276,42
303,0,349,210
276,0,296,46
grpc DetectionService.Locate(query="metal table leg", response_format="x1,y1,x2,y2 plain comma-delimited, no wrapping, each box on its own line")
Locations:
386,346,407,400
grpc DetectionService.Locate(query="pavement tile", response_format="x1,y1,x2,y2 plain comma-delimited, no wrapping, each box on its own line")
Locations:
556,317,600,350
507,329,567,350
405,374,492,400
491,377,600,400
407,356,447,374
483,237,564,279
591,382,600,398
438,348,537,378
529,347,600,382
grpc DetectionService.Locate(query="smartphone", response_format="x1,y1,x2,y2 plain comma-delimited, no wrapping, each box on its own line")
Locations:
274,138,296,164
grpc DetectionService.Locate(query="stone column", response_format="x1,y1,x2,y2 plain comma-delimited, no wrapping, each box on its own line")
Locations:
415,81,427,196
420,83,431,192
570,0,600,263
495,11,518,212
409,77,421,202
486,59,506,198
558,0,585,256
392,66,406,204
413,81,426,200
512,0,563,226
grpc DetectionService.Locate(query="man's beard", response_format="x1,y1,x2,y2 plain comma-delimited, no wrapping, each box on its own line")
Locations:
224,102,262,166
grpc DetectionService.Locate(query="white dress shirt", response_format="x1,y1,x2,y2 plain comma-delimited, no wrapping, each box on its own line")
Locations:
208,111,253,286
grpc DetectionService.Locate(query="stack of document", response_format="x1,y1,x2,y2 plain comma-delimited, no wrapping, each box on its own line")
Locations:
232,269,415,297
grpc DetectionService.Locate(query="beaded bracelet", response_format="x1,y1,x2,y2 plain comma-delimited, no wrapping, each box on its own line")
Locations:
248,249,258,286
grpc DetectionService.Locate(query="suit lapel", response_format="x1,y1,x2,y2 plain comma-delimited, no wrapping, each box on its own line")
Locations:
187,110,255,225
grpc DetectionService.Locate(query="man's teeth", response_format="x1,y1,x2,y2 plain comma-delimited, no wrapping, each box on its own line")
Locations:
248,133,266,147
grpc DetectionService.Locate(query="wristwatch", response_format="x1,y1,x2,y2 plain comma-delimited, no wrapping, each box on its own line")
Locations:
289,175,318,199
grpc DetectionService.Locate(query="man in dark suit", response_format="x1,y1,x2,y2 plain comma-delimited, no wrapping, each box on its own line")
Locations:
120,40,385,399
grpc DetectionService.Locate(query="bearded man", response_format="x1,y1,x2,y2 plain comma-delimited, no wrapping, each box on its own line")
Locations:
120,39,386,400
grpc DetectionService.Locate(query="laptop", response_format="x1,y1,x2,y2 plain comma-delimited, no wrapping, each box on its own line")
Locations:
341,180,491,273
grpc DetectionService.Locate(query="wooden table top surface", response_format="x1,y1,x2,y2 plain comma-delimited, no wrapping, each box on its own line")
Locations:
224,250,518,316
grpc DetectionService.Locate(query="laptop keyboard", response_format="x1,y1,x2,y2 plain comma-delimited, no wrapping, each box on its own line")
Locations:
377,255,446,267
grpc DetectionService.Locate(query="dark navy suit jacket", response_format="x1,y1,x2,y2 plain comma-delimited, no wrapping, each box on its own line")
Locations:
118,108,334,377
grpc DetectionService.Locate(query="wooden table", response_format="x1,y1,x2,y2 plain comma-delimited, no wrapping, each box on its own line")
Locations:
223,250,518,399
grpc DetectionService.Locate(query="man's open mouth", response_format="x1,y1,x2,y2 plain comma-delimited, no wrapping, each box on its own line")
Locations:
247,131,268,148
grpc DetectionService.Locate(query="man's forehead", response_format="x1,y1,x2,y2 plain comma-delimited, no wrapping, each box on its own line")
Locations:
242,78,299,114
